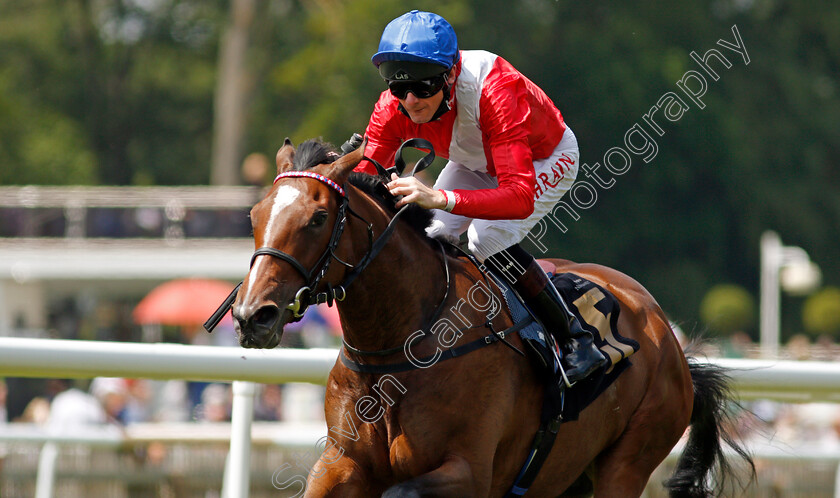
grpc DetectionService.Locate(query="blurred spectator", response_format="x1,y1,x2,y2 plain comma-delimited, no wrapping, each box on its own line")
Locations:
5,378,47,421
38,379,118,498
772,403,840,447
47,379,108,429
194,383,231,422
121,379,154,424
281,383,326,422
134,207,164,236
184,322,237,415
812,334,840,361
785,334,812,360
254,384,284,422
187,381,211,414
150,380,190,422
18,397,51,424
241,152,271,187
90,377,130,424
721,331,754,358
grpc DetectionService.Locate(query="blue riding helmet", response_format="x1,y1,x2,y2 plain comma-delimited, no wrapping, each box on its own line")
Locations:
372,10,460,80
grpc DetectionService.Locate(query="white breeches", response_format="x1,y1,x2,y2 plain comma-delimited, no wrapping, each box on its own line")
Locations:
426,127,579,261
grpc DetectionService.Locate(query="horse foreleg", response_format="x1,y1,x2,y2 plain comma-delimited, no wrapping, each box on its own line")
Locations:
302,453,377,498
382,455,483,498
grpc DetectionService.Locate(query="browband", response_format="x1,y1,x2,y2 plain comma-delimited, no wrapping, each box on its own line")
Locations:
274,171,346,197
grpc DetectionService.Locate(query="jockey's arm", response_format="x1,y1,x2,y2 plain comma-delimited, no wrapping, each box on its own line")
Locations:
355,93,402,175
385,138,536,219
444,139,536,220
355,138,397,175
441,75,537,220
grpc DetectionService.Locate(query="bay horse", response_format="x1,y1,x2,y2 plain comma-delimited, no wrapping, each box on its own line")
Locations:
229,138,752,497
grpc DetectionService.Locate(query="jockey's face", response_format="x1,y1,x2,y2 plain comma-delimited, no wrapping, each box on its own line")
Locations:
397,68,455,124
399,90,444,124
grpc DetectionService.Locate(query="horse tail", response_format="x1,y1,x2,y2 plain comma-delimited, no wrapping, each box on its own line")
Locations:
663,358,756,497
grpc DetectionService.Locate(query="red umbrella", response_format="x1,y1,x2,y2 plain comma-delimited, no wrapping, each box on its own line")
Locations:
133,278,235,327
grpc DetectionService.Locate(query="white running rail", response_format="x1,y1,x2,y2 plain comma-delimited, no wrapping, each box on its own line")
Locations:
3,337,840,497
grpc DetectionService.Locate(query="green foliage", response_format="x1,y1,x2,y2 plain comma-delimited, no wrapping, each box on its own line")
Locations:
802,287,840,337
0,0,838,328
699,284,756,335
0,0,220,185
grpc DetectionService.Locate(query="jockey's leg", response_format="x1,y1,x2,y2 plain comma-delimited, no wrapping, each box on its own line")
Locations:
484,244,606,385
464,126,605,384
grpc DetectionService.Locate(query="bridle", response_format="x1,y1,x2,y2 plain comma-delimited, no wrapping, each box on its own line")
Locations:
255,168,379,320
205,137,526,369
204,138,436,333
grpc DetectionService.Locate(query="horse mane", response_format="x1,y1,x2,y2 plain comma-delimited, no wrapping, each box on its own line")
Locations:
292,139,339,170
347,172,436,241
293,139,435,240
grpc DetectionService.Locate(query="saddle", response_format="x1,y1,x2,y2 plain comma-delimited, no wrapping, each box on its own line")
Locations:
492,264,640,421
492,265,640,497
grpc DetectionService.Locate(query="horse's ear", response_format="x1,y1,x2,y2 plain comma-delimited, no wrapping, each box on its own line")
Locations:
276,138,295,174
328,136,367,183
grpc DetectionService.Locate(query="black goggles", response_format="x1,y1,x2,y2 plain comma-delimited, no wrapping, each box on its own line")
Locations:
387,74,447,100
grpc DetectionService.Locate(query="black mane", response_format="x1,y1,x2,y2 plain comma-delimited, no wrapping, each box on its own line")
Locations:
347,172,435,241
293,139,339,170
292,139,435,239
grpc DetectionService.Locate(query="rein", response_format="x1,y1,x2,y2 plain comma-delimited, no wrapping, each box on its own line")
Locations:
204,137,525,376
340,238,528,372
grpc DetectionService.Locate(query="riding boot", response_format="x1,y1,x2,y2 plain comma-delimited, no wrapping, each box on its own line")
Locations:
516,260,607,385
485,245,607,385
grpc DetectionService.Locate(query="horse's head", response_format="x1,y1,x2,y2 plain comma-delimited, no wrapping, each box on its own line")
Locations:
232,138,365,348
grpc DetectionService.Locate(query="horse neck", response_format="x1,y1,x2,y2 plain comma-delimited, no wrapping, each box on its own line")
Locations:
335,187,446,352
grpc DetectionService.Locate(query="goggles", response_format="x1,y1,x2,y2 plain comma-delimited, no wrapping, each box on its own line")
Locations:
387,73,447,100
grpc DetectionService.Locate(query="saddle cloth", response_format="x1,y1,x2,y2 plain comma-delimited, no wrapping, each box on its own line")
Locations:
495,270,640,421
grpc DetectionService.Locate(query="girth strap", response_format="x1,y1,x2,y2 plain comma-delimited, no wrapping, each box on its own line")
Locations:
339,317,531,375
505,382,566,497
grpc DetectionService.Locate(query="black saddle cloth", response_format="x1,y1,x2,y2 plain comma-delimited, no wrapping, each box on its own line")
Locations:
499,271,640,421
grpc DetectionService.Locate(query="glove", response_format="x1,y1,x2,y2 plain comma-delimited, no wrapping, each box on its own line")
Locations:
340,133,364,155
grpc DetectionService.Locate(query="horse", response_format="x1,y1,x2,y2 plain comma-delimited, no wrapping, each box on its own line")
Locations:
228,138,753,497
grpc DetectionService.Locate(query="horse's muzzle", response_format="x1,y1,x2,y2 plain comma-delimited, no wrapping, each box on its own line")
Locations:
232,304,284,349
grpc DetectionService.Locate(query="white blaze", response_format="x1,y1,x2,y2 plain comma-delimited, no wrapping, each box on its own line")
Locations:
245,185,301,302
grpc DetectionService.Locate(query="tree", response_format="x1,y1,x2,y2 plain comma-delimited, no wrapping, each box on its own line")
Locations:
1,0,838,330
210,0,256,186
802,287,840,338
700,284,756,336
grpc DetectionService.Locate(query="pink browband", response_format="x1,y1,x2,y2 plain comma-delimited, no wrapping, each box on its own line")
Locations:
273,171,346,197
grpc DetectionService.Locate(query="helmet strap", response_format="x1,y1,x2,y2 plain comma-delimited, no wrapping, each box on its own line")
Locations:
430,82,454,121
395,78,455,123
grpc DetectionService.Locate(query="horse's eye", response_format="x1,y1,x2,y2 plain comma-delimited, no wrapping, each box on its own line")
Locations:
309,211,328,228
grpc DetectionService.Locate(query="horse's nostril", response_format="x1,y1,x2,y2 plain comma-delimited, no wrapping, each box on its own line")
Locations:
253,305,281,329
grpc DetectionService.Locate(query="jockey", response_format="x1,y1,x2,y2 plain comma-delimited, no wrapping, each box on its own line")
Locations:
355,10,606,385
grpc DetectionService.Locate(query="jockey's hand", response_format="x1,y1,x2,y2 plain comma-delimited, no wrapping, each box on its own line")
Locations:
387,173,446,210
